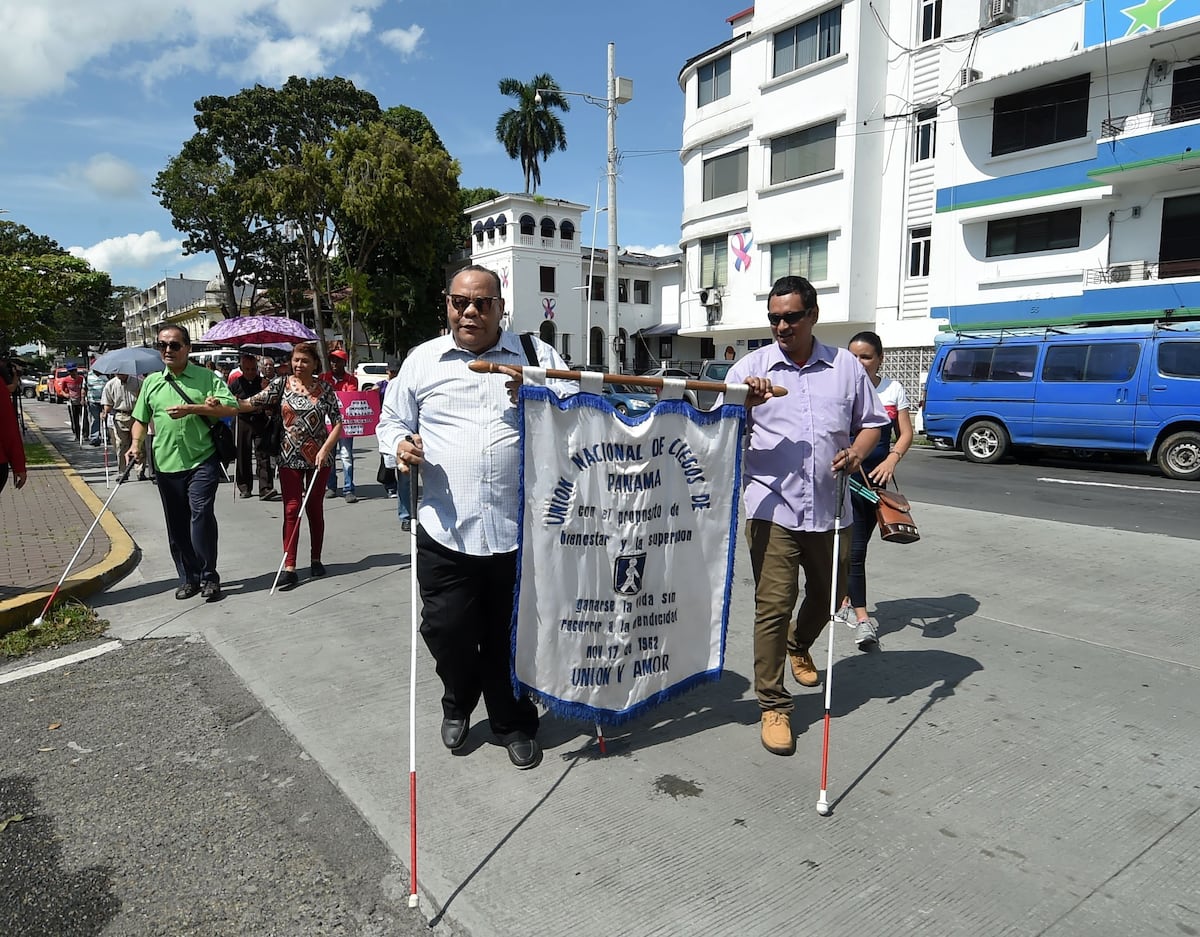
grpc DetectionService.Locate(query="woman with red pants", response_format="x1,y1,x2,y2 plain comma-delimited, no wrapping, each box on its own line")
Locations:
236,342,342,589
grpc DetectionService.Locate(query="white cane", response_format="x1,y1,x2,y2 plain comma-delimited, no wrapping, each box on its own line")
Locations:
269,465,322,595
405,438,421,908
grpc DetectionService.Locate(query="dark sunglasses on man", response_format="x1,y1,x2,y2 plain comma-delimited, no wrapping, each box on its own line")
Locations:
156,340,186,352
767,309,812,327
446,294,499,314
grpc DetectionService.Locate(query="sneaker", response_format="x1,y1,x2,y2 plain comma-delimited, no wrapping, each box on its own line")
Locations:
324,489,336,500
344,491,358,504
200,581,222,602
386,489,398,499
400,519,411,532
835,601,853,625
238,487,253,498
760,711,795,755
855,618,879,650
259,488,280,501
789,650,820,687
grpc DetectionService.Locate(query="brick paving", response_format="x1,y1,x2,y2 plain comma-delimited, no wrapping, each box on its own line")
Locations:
0,406,113,601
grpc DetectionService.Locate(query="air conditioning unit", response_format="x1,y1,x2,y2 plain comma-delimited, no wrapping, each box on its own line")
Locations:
988,0,1014,26
960,68,983,88
698,287,722,308
1109,264,1132,283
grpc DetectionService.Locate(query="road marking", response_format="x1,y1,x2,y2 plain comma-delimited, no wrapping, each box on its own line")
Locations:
1037,477,1199,494
0,640,123,685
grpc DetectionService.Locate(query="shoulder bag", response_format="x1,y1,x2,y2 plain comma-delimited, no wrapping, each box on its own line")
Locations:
165,374,236,465
862,469,920,544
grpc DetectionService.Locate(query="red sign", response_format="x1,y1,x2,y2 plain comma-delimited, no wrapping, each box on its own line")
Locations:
336,391,380,437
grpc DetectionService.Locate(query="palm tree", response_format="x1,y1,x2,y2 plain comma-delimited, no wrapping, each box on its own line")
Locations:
495,74,570,194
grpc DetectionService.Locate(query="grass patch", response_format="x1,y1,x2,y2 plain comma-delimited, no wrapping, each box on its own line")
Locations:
23,441,55,465
0,599,110,658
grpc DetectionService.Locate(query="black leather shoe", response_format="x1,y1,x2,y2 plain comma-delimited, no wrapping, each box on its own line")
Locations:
174,582,200,600
505,736,542,770
440,717,469,751
200,581,222,602
310,561,326,577
278,570,298,590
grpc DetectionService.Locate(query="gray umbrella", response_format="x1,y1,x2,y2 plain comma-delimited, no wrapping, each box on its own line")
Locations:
89,346,164,376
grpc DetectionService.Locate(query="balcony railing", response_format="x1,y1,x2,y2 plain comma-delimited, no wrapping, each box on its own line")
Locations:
1100,101,1200,139
1084,259,1200,285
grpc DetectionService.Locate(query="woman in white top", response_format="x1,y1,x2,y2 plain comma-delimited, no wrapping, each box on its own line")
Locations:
840,331,914,649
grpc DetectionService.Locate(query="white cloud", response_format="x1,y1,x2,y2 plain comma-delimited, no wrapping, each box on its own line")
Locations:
64,154,143,199
379,25,424,59
625,243,679,257
0,1,403,100
68,230,183,275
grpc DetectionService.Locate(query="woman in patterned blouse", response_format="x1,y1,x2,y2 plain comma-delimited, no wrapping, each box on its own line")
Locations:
237,342,343,589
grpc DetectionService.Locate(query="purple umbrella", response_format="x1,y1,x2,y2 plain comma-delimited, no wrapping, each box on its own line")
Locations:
199,316,318,346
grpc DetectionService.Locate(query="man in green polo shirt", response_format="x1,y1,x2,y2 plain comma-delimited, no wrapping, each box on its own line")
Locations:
127,325,237,601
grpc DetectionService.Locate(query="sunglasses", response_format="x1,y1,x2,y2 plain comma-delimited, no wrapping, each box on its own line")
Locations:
446,294,499,313
767,310,812,327
156,341,186,352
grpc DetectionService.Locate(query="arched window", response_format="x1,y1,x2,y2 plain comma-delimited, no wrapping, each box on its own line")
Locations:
560,220,575,242
539,320,557,345
496,213,508,236
589,326,606,368
473,221,484,244
483,217,496,241
520,214,536,235
540,217,556,238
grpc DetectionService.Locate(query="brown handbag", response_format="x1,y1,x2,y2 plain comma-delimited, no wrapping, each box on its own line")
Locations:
862,470,920,544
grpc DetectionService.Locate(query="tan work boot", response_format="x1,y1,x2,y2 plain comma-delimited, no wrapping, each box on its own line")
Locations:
789,650,820,687
760,711,795,755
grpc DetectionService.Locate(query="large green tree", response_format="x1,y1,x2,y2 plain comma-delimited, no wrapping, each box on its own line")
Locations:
0,220,117,355
495,74,570,193
156,76,381,330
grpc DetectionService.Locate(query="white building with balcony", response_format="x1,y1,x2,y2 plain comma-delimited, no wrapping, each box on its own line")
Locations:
464,193,688,371
122,276,209,347
677,0,1200,391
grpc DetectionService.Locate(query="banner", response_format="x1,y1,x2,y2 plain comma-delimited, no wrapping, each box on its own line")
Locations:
513,387,745,724
335,391,379,437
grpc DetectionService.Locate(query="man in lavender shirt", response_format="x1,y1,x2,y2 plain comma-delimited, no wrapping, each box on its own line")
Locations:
727,276,890,756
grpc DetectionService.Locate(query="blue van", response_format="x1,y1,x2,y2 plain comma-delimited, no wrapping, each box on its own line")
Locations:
923,322,1200,481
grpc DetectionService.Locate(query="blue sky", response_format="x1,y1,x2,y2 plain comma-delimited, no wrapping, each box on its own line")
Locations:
0,0,740,290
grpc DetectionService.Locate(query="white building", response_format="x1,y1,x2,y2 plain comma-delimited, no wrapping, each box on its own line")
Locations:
122,276,254,347
676,0,1200,392
464,193,689,371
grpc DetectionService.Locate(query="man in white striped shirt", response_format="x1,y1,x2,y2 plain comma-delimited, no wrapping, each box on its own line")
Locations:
378,265,568,771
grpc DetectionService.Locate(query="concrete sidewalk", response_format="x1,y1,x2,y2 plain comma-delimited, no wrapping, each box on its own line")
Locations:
10,399,1200,936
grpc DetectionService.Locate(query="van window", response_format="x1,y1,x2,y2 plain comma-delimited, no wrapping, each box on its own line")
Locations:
1043,343,1138,382
941,345,1036,381
1159,341,1200,378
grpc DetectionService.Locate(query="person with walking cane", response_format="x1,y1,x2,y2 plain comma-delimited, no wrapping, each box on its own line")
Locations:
126,325,238,602
377,265,569,771
725,275,891,756
215,342,342,589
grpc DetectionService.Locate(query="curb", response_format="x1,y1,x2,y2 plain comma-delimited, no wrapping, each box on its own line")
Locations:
0,418,141,634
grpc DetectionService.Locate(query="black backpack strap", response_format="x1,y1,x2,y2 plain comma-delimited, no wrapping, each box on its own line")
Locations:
519,332,539,367
164,373,219,429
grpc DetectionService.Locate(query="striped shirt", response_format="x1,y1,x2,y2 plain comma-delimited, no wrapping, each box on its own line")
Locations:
378,330,567,556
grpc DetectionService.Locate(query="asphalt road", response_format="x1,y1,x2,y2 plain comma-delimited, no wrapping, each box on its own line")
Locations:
898,445,1200,540
0,638,458,937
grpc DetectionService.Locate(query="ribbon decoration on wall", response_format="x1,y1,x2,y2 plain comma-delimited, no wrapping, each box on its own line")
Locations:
543,298,556,319
731,230,753,272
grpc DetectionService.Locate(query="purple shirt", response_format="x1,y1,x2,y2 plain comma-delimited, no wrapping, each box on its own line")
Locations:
726,338,890,532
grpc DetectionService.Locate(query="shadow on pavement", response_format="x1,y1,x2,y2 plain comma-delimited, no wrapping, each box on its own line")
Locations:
0,775,120,936
874,592,981,640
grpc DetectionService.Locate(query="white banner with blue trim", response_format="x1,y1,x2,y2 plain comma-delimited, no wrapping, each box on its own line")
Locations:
513,379,746,724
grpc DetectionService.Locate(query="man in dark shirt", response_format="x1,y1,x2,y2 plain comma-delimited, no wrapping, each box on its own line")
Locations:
228,352,278,500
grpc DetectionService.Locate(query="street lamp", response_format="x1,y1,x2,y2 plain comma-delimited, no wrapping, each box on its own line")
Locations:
537,42,633,373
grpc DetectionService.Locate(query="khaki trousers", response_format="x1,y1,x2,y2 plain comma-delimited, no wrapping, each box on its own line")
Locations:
745,519,849,713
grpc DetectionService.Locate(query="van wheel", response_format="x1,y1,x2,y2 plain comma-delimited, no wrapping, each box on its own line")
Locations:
963,420,1009,464
1157,431,1200,481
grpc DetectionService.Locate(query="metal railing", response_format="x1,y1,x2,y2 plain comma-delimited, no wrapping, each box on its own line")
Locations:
1084,259,1200,285
1100,101,1200,139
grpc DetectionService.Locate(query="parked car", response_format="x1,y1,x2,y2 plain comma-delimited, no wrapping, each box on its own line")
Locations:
692,360,735,411
602,383,656,416
47,366,72,403
20,374,40,398
35,375,50,400
923,321,1200,480
641,366,698,408
354,361,389,390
